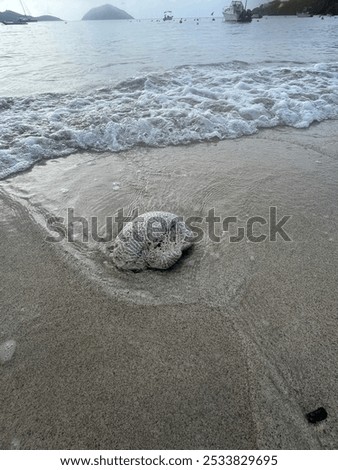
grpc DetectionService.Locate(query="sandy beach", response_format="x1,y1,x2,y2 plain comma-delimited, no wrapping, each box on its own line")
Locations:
0,121,337,449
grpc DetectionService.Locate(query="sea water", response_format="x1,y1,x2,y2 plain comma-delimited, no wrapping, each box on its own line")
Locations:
0,16,337,179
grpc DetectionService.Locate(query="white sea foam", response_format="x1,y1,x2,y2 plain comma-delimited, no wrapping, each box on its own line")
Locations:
0,62,337,179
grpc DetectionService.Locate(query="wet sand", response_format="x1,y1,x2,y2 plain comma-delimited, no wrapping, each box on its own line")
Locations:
0,121,338,449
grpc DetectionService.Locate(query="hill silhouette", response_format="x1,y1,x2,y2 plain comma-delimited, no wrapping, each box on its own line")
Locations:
0,9,61,22
82,4,133,20
253,0,338,15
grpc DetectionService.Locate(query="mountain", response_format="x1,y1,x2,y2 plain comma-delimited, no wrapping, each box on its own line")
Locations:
0,10,62,22
82,4,133,20
0,9,28,22
253,0,338,16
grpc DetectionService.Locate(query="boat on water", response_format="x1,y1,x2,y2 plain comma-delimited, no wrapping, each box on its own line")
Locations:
1,1,37,25
2,18,28,25
296,11,313,17
19,0,37,21
223,1,252,23
21,16,37,22
163,11,173,21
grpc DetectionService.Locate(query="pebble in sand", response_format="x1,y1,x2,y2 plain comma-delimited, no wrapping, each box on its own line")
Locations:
0,340,17,365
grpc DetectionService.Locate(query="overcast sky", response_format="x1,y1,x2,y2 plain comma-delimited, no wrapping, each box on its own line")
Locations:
0,0,261,20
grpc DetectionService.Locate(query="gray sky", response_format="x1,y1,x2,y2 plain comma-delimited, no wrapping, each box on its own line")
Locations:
0,0,261,20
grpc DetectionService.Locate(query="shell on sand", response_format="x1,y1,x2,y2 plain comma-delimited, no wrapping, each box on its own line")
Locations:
110,211,194,271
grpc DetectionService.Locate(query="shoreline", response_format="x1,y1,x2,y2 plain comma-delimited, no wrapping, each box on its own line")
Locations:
1,119,338,183
1,121,337,449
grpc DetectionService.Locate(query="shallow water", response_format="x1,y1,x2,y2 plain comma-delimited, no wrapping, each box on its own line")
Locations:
1,17,338,96
2,122,337,306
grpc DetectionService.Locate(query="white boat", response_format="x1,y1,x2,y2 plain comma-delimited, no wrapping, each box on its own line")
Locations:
19,0,37,21
1,1,37,25
163,11,173,21
223,1,252,22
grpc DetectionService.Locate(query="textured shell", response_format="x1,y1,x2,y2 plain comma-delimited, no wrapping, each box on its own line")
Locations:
110,211,194,271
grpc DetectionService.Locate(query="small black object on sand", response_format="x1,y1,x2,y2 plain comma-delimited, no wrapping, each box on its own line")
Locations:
306,407,328,424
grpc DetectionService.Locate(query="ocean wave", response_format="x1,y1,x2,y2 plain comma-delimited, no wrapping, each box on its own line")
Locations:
0,61,337,179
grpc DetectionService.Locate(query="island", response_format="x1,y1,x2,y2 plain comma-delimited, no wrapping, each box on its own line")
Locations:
82,4,134,21
0,9,62,23
253,0,338,16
